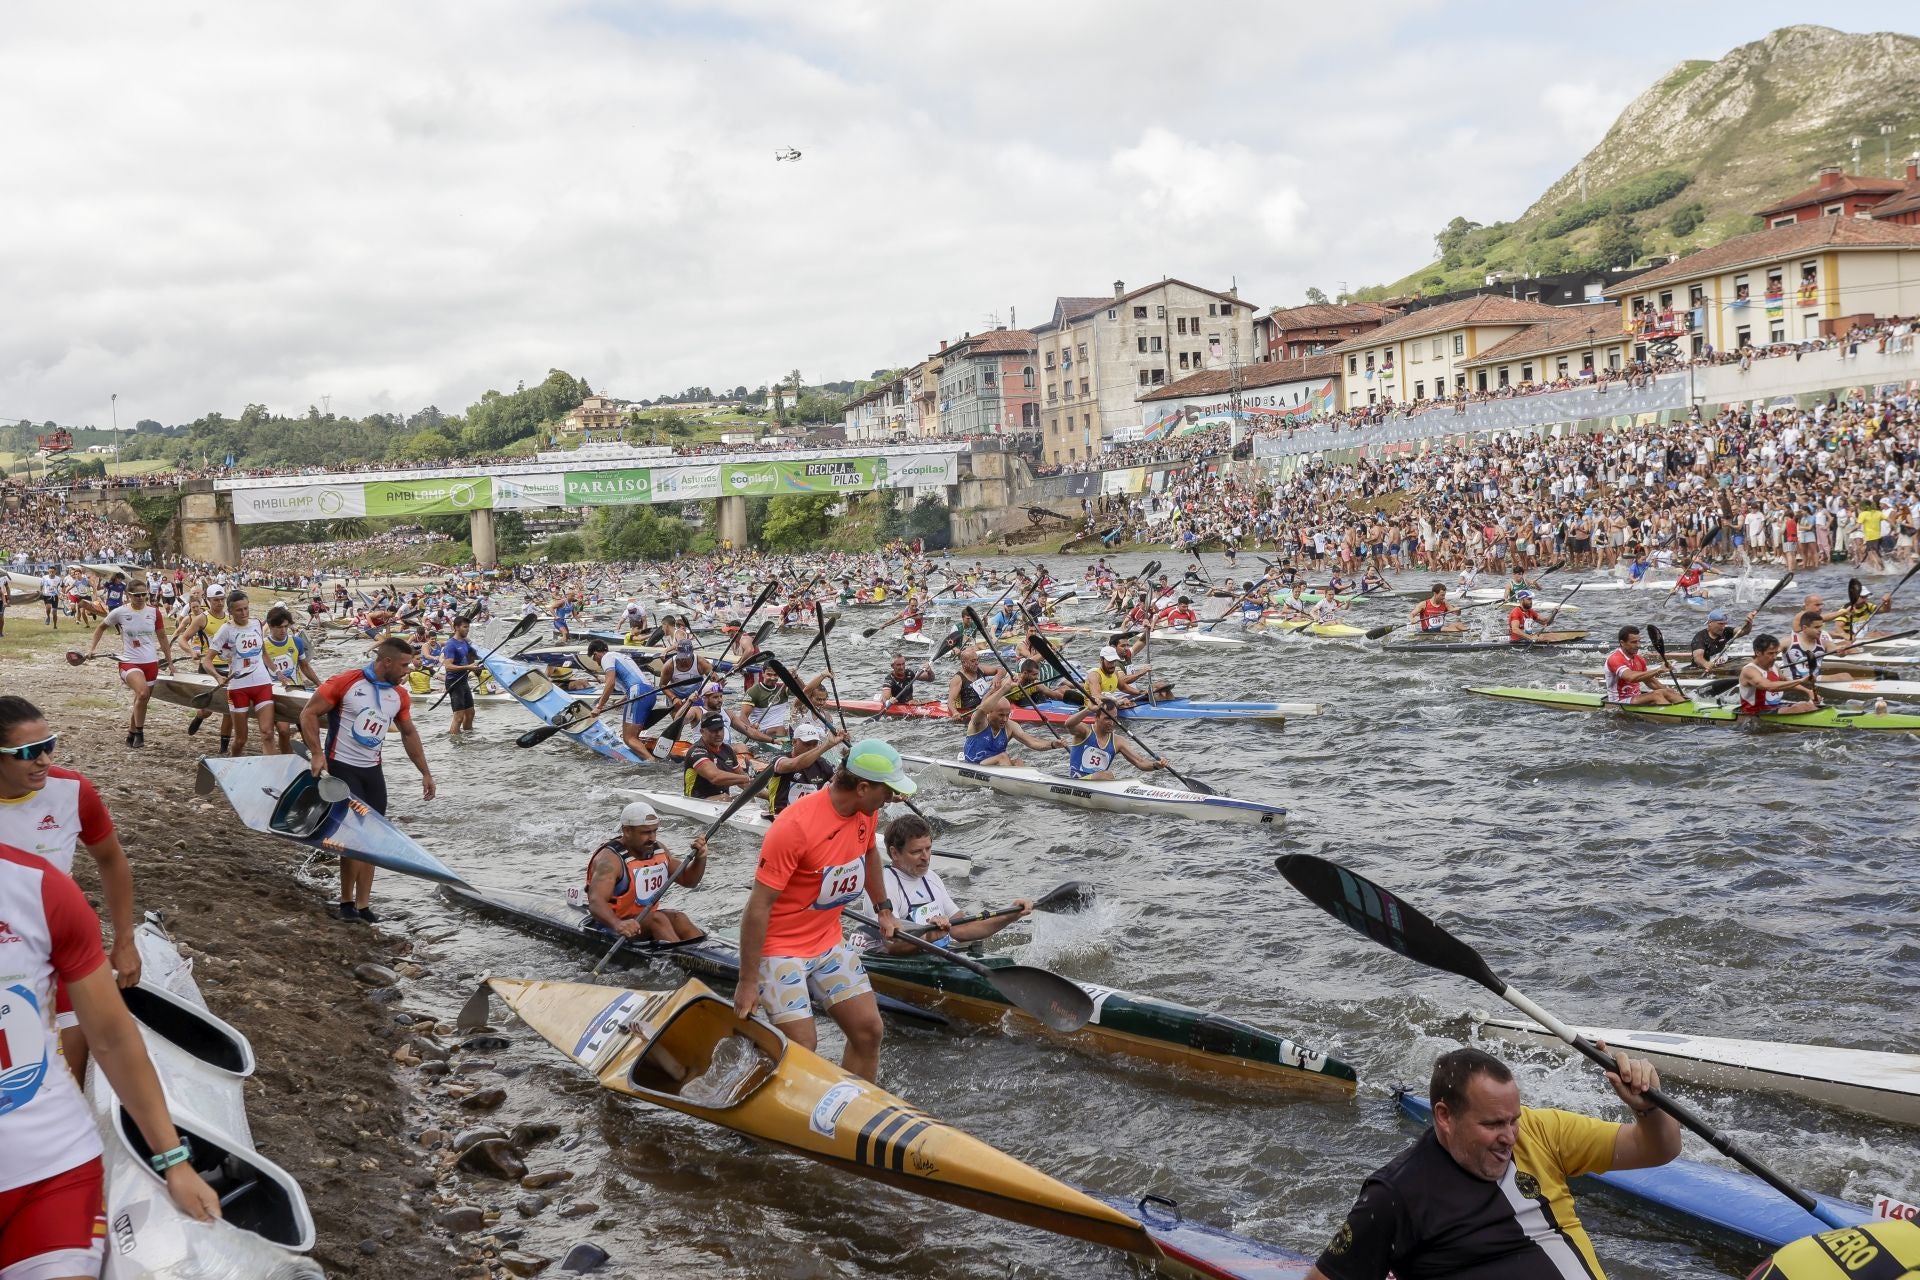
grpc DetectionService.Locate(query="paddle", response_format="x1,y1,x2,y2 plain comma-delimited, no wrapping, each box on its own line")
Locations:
431,612,541,712
1025,630,1216,796
1204,584,1264,633
589,757,784,975
877,627,961,715
844,907,1092,1031
1273,852,1854,1230
962,606,1072,750
906,879,1097,934
649,582,782,750
862,603,917,640
764,647,943,834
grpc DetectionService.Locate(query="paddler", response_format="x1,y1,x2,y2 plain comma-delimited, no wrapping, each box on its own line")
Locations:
1782,608,1850,687
770,720,846,815
1603,625,1687,706
85,577,171,749
963,676,1063,767
1505,590,1545,643
1738,633,1820,717
1153,595,1199,629
1834,576,1895,641
173,583,234,750
1686,607,1755,672
262,605,320,753
1408,583,1465,634
946,646,1000,721
683,711,753,798
587,638,660,756
582,800,707,944
204,590,279,757
879,652,936,709
1664,558,1718,605
1064,698,1169,780
659,638,712,714
1084,645,1149,707
732,738,917,1081
1306,1046,1678,1280
859,814,1030,953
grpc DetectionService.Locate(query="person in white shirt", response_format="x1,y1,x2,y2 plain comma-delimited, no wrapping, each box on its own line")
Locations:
863,814,1030,954
203,590,278,757
84,580,172,748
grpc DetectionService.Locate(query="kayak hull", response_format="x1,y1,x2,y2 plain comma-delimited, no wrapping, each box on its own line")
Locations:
483,654,647,764
1467,685,1920,731
903,754,1285,825
487,976,1158,1255
829,697,1292,725
149,673,310,722
1476,1016,1920,1127
198,754,467,885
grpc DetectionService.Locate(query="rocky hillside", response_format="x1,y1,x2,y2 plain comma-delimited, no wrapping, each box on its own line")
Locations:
1359,25,1920,300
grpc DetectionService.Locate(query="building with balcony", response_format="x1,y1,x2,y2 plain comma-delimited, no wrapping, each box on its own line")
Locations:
1252,302,1400,361
936,328,1038,437
1326,295,1562,409
560,394,625,435
1756,164,1909,227
1457,303,1629,391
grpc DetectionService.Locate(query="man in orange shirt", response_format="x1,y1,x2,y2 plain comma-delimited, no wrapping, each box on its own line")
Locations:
731,739,913,1081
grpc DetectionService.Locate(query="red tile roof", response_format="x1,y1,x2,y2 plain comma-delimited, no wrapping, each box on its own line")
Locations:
1326,295,1562,353
1138,354,1340,402
1459,304,1621,368
1604,217,1920,295
1869,184,1920,221
956,328,1037,355
1258,301,1400,330
1754,174,1906,219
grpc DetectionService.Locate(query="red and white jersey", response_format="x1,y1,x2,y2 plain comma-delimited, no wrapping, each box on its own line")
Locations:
1604,648,1647,703
103,604,163,664
0,843,107,1190
317,667,412,768
0,768,113,876
211,620,272,690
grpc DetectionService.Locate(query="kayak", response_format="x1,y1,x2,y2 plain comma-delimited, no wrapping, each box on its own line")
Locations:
1261,618,1368,639
1383,633,1595,653
480,974,1160,1254
859,947,1351,1096
1396,1093,1869,1254
482,654,647,764
1467,685,1920,731
1475,1016,1920,1127
93,919,322,1278
1079,1192,1310,1279
618,788,887,855
441,884,942,1027
902,754,1286,825
830,697,1301,724
1814,677,1920,701
1141,630,1249,649
197,754,468,885
148,673,311,722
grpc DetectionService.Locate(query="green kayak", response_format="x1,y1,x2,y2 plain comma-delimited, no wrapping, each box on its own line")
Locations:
859,948,1357,1097
1467,686,1920,732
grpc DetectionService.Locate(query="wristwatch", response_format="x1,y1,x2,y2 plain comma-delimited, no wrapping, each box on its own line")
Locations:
873,898,895,914
149,1139,194,1173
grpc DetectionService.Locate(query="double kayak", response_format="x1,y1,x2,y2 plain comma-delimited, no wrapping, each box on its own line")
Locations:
149,673,310,722
197,754,468,885
1468,686,1920,731
1396,1093,1870,1254
1475,1016,1920,1127
902,754,1286,825
95,919,322,1279
483,653,648,763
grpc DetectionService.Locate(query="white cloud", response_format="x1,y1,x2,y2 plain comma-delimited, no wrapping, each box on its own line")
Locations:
0,2,1821,428
1542,81,1640,151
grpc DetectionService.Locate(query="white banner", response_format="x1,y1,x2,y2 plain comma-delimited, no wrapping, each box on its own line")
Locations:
491,473,565,510
650,464,723,501
232,483,366,525
884,454,957,488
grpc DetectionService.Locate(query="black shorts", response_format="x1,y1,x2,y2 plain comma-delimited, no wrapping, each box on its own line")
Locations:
448,680,475,712
327,759,388,816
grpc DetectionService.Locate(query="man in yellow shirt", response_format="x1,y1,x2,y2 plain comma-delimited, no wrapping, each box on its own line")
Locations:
1858,503,1886,572
1308,1046,1680,1279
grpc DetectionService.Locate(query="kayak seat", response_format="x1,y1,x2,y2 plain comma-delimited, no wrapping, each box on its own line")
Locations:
268,774,336,839
627,995,781,1108
509,670,554,701
117,1110,312,1248
121,986,251,1075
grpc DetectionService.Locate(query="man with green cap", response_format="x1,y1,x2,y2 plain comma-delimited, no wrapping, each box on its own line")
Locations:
732,737,915,1081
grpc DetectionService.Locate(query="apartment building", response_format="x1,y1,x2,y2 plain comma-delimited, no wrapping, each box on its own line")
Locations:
936,328,1038,436
1252,301,1400,361
1030,279,1256,466
1458,303,1629,390
1326,295,1562,409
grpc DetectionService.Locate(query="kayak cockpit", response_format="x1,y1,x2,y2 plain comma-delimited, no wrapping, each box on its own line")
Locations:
509,669,555,701
122,984,254,1077
626,993,783,1109
268,773,335,838
115,1110,316,1250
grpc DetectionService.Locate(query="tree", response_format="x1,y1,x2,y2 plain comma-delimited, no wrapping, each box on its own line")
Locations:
1303,287,1329,305
760,494,837,551
1585,215,1642,271
1434,216,1484,260
544,532,587,562
1666,201,1707,238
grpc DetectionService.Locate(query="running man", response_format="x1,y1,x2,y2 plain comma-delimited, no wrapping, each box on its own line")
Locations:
439,615,481,737
732,739,914,1081
203,590,277,757
86,578,171,748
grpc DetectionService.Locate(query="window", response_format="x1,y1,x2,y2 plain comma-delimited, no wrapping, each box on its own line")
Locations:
1068,447,1076,463
1047,384,1057,403
1521,363,1533,382
1138,337,1148,353
1414,381,1425,400
1824,204,1843,217
1022,366,1034,389
1432,339,1443,359
1770,324,1785,343
1412,343,1423,363
1192,351,1201,367
1608,349,1621,370
1364,353,1375,370
1772,215,1796,228
1220,303,1233,316
1736,326,1751,348
1082,415,1090,436
1077,344,1086,360
1734,275,1750,300
1138,370,1150,386
1176,317,1187,335
1149,336,1162,352
1456,373,1467,391
1080,378,1088,396
1689,285,1705,306
1107,309,1117,320
1476,372,1488,391
1150,369,1165,385
1207,303,1217,316
983,368,995,388
1178,352,1189,369
1155,306,1165,319
1134,306,1148,319
1453,334,1464,356
1045,352,1055,369
1497,369,1510,388
1348,356,1358,374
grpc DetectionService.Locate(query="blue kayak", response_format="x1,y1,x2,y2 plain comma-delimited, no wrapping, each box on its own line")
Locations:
483,654,647,765
1082,1189,1309,1276
196,755,467,887
1032,698,1289,723
1395,1093,1870,1254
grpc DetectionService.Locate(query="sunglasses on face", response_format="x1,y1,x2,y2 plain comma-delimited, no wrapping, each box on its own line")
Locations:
0,735,58,762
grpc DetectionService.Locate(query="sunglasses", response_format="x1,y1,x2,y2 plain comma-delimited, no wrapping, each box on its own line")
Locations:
0,735,58,762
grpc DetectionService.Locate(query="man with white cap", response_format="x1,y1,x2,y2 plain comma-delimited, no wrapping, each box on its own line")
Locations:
1083,644,1148,708
582,800,708,945
1687,605,1756,672
769,720,847,816
732,738,915,1081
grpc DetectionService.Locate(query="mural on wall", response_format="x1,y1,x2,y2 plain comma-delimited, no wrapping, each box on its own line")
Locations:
1140,379,1339,442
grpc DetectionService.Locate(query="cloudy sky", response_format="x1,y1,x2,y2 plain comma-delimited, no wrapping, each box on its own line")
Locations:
2,1,1902,429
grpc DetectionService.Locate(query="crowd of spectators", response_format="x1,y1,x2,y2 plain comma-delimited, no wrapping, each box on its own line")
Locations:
1,483,151,570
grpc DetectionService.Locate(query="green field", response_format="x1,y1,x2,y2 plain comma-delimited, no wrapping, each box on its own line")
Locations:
0,452,176,480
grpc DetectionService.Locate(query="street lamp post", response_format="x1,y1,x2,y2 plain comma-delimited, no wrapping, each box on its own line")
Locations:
110,393,118,469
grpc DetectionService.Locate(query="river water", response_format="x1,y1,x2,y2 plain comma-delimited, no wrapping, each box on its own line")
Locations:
350,552,1920,1279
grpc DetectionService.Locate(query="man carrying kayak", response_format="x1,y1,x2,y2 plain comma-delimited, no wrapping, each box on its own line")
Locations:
586,638,658,756
582,800,707,945
732,738,916,1082
1686,607,1756,672
1307,1045,1678,1280
964,677,1064,767
859,813,1030,953
1603,625,1687,706
1064,698,1169,780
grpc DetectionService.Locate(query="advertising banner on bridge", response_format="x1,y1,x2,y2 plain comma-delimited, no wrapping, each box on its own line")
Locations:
564,468,653,506
884,454,957,488
362,476,493,518
232,483,367,525
650,464,722,501
721,457,883,496
492,473,565,510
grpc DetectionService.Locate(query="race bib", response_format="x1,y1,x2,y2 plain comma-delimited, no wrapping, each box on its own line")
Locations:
813,857,865,910
787,780,822,804
350,711,390,746
1080,745,1111,773
969,675,995,699
269,652,298,679
0,985,50,1116
631,860,670,903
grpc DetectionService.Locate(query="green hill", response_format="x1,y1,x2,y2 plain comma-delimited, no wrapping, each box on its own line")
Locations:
1358,25,1920,301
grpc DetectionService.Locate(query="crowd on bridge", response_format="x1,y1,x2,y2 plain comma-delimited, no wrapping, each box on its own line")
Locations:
1,482,152,571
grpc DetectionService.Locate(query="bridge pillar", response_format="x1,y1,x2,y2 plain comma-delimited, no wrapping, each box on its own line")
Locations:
178,489,239,567
469,507,498,569
716,495,749,551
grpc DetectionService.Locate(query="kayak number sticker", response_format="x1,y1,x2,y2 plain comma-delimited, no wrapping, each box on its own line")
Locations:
1074,983,1116,1025
572,991,643,1065
810,1080,862,1137
1874,1194,1919,1221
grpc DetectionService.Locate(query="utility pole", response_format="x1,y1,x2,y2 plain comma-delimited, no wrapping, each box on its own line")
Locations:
1881,124,1896,177
1850,135,1864,175
110,393,118,466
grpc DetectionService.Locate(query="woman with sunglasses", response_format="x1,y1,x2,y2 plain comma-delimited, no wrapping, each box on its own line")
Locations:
0,697,144,1078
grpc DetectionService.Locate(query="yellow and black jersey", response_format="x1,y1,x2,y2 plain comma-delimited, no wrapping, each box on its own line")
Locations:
1749,1220,1920,1279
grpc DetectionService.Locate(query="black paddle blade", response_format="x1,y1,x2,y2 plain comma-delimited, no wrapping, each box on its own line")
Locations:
456,981,493,1031
1757,573,1794,610
1646,623,1669,662
193,759,218,796
1697,676,1740,698
991,965,1093,1031
507,613,540,640
1364,624,1396,640
753,619,775,646
930,627,963,662
516,724,561,748
1036,880,1097,913
1274,854,1504,995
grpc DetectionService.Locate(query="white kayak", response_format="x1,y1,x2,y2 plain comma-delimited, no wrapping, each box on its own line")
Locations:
1476,1015,1920,1127
92,919,322,1278
902,754,1285,825
1814,677,1920,701
619,788,896,861
1138,629,1249,649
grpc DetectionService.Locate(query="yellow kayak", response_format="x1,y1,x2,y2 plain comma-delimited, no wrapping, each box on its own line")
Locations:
481,976,1156,1256
1262,617,1367,639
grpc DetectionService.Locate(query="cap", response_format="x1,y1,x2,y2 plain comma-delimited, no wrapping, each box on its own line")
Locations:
206,584,227,598
677,638,695,653
1100,645,1121,661
1515,589,1532,601
844,738,917,796
1707,608,1728,622
792,722,824,742
703,681,725,695
699,712,727,730
619,800,659,827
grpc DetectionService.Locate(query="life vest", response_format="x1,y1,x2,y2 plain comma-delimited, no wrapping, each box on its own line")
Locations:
588,839,670,918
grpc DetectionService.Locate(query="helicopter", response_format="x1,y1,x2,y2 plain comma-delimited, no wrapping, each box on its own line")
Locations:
774,146,802,162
